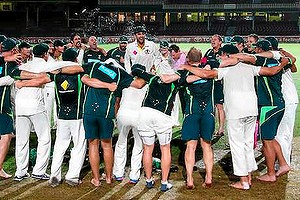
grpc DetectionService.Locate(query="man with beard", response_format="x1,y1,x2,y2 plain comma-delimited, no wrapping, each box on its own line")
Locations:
106,35,128,69
113,24,160,184
83,36,106,64
69,33,85,64
245,34,259,54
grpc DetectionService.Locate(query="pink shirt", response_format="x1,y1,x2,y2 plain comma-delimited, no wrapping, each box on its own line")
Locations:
171,52,186,71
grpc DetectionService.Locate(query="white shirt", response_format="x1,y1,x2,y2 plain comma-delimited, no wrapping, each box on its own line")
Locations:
15,57,47,115
271,50,298,104
124,39,160,73
217,62,261,119
156,54,175,75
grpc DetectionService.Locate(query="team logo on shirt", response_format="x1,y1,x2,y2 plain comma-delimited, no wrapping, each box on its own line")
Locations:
98,65,117,79
61,80,70,90
144,49,150,54
0,67,3,75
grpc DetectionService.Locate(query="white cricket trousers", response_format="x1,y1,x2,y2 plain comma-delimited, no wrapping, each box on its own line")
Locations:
276,103,298,166
50,119,87,182
113,108,143,180
15,112,51,176
227,116,258,176
44,83,57,129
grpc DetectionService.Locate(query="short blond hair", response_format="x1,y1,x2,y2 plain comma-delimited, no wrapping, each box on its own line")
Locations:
187,47,202,63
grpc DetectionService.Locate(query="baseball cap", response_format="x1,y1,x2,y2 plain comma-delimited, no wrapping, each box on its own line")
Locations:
18,41,32,49
33,43,49,56
265,36,278,50
53,39,65,47
2,38,17,52
230,35,245,44
119,35,128,43
62,48,78,62
0,35,7,43
221,44,239,55
253,40,272,51
160,40,169,49
133,25,147,34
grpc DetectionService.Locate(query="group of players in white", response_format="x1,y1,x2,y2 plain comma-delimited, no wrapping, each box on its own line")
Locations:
0,24,297,192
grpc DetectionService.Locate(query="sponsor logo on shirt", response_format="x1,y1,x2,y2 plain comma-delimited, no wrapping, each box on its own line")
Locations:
0,67,2,75
193,79,207,84
144,49,150,54
61,80,70,90
98,65,117,79
133,50,137,55
88,59,101,63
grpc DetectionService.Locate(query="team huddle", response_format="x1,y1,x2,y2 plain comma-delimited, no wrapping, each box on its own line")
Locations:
0,24,297,192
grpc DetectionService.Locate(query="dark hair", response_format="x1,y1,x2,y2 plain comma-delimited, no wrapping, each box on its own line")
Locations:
248,34,259,42
70,32,81,41
169,44,180,53
212,34,223,42
43,40,53,45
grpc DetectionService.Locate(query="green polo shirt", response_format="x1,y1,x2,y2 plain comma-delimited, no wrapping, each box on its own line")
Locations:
183,60,218,115
254,56,284,106
83,62,133,118
83,49,106,64
49,73,84,120
0,62,21,115
106,47,126,69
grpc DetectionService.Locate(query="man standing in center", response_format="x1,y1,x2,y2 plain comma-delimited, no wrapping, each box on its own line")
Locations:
112,24,160,183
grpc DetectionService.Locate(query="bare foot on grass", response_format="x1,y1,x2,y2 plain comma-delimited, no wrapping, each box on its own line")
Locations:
276,165,291,177
257,174,276,183
0,169,12,179
229,182,250,190
90,178,101,187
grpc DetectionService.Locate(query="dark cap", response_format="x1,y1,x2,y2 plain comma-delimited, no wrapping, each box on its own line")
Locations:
119,35,128,43
221,44,239,55
230,35,245,44
53,39,65,47
0,35,7,43
265,36,278,50
253,40,272,51
133,25,147,34
62,48,78,62
160,40,169,49
18,41,32,49
2,38,17,52
33,43,49,56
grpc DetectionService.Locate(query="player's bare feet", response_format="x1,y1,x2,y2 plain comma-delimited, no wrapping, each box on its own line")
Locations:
0,169,12,179
106,177,112,184
276,165,291,177
229,182,250,190
257,174,276,182
248,174,252,186
90,178,101,187
186,177,194,189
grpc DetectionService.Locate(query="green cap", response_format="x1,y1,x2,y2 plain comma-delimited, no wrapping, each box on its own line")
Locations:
2,38,17,52
54,39,65,47
230,35,245,44
159,40,169,49
62,48,78,62
253,40,272,51
19,41,32,49
119,35,128,43
265,36,278,50
33,43,49,56
221,44,239,55
0,35,7,43
133,25,146,34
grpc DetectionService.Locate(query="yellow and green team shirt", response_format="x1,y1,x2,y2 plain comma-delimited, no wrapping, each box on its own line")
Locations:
49,73,84,120
0,62,21,115
83,62,133,119
254,56,284,106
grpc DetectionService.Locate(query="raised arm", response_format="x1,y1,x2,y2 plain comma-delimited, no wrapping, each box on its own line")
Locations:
81,75,117,92
229,53,257,64
258,57,289,76
180,65,218,79
15,75,51,89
